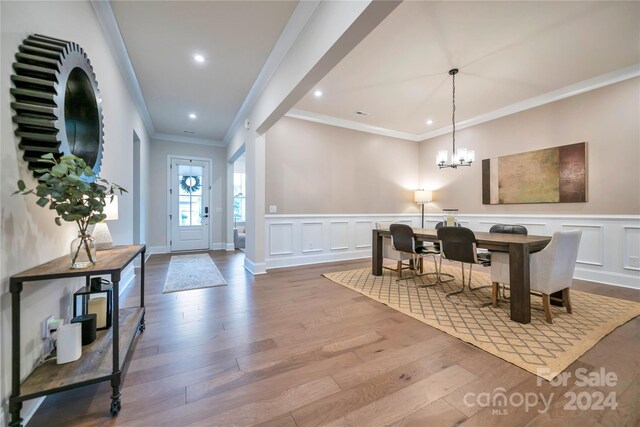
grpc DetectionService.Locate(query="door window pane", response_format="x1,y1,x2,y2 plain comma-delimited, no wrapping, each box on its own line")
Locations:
177,164,204,226
179,196,191,226
190,196,202,226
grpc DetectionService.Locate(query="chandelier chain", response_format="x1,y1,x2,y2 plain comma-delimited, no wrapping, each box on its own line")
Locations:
452,70,456,156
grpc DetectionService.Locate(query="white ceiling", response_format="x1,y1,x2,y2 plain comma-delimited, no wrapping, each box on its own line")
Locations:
110,0,297,141
294,1,640,136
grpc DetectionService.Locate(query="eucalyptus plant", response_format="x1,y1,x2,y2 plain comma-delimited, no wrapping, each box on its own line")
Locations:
14,153,127,265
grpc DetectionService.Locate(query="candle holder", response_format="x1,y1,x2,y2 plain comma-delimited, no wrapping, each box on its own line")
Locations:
73,279,113,330
442,209,459,227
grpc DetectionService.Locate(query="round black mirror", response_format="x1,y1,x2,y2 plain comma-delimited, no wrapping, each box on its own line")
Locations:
11,34,104,177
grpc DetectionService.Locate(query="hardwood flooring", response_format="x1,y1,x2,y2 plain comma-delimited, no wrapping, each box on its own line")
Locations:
29,251,639,426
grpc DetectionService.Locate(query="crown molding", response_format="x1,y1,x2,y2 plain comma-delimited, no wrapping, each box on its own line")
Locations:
286,109,420,141
416,63,640,141
222,0,322,145
286,64,640,142
91,0,155,135
153,133,225,148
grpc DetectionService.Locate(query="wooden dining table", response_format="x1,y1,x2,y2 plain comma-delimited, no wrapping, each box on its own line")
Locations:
372,227,552,324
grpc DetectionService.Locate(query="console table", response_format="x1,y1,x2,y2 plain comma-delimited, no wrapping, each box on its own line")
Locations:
9,245,146,427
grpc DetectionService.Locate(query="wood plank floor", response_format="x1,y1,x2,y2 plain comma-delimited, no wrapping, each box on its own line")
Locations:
29,251,639,426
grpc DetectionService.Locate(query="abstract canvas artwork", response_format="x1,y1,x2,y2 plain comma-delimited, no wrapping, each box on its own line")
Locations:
482,142,587,205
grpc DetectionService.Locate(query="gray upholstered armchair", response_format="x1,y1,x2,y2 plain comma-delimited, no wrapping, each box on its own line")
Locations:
234,226,245,249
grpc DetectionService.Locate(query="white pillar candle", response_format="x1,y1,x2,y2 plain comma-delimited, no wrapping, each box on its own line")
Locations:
447,215,455,226
88,296,107,328
57,323,82,364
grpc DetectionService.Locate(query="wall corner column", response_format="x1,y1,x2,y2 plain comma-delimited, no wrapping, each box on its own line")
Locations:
244,133,267,275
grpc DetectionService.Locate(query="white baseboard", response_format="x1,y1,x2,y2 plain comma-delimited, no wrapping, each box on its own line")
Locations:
148,246,169,255
225,243,235,251
244,258,267,275
16,396,45,427
209,242,225,250
119,263,135,295
574,268,640,289
266,250,370,270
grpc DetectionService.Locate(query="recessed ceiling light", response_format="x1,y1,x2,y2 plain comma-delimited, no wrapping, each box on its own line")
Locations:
426,119,434,125
314,90,323,97
189,113,197,119
193,54,205,63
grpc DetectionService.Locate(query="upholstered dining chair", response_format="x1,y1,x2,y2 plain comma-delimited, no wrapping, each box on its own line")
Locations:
491,230,582,323
437,226,492,307
376,221,413,277
488,224,528,302
389,223,439,286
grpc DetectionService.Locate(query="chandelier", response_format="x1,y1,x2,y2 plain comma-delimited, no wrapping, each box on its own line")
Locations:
436,68,475,169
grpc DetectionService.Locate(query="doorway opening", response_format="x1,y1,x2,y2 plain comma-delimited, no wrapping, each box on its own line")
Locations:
232,153,246,252
168,156,212,252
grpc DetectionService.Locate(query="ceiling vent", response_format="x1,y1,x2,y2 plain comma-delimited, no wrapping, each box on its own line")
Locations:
355,111,369,116
183,130,196,135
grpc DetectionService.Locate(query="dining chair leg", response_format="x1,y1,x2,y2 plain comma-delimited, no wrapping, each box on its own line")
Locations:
396,261,402,278
396,255,435,287
468,264,491,291
563,288,572,314
542,294,553,324
492,282,499,308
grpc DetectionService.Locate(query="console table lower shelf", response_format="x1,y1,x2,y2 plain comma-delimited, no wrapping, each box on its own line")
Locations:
14,307,144,415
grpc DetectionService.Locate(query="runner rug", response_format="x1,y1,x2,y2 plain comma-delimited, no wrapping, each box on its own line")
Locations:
163,253,227,293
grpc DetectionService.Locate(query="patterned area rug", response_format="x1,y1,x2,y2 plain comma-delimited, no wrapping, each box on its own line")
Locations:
163,253,227,294
323,263,640,381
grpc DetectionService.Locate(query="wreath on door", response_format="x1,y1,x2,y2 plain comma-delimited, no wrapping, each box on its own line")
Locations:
180,176,201,194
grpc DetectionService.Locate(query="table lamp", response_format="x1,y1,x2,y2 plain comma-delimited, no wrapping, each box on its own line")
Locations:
94,196,118,250
414,190,432,228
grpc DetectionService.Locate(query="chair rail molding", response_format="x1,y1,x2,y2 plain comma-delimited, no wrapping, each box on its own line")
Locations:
265,213,640,289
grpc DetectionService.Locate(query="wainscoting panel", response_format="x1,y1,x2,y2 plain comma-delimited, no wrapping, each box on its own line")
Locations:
355,221,373,249
623,226,640,271
265,214,639,288
269,222,293,256
561,224,604,266
301,222,323,253
330,221,350,251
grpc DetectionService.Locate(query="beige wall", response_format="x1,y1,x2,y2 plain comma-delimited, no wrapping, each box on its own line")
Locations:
419,77,640,215
148,139,227,249
1,1,151,421
265,116,420,214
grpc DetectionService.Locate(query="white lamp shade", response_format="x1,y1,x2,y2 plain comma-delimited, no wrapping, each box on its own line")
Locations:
457,148,467,163
467,150,476,162
436,150,448,165
414,190,432,204
103,196,119,221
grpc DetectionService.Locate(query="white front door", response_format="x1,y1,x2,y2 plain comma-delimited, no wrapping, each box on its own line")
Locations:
170,158,210,251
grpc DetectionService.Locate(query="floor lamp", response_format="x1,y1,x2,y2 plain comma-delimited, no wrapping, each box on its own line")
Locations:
414,190,432,228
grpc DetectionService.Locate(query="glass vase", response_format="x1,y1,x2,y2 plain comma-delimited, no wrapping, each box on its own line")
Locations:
70,232,97,269
442,209,459,227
